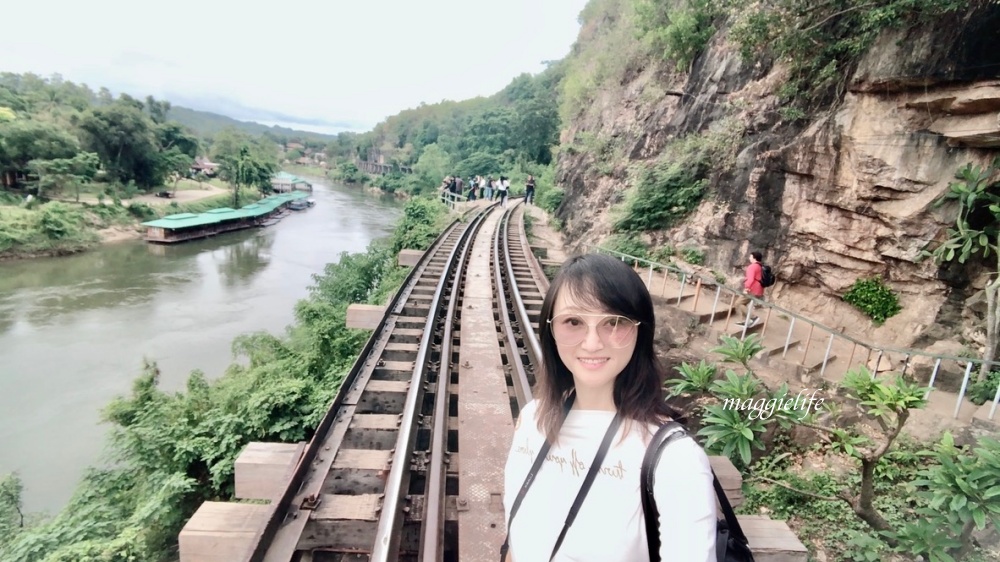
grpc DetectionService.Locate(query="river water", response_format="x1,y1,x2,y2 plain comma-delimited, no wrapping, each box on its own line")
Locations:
0,178,403,514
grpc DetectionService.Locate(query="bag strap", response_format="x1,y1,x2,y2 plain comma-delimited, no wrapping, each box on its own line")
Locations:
500,396,574,561
500,395,623,562
640,422,750,562
548,411,622,560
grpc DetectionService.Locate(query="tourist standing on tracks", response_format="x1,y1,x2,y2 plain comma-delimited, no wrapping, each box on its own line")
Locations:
734,250,764,328
498,175,510,208
525,175,536,205
484,176,495,201
502,254,716,562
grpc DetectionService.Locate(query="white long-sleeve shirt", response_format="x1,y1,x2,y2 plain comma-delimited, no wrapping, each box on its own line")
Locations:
503,400,717,562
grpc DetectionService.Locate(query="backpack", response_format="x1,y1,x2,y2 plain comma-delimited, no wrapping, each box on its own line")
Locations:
760,264,775,288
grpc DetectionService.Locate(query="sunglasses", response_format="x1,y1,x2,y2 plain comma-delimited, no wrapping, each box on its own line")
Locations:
546,313,641,348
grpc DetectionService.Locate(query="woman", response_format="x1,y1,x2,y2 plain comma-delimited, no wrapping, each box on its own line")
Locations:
503,254,717,562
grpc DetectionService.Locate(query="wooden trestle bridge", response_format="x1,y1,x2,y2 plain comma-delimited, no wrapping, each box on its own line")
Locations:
177,199,808,562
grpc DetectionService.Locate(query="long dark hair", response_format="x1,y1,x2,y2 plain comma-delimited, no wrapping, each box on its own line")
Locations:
534,253,676,444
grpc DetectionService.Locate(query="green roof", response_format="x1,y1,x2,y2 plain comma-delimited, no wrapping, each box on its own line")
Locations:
273,171,311,185
142,191,309,230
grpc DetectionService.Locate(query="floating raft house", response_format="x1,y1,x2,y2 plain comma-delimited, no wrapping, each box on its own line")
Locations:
141,191,310,244
271,171,313,192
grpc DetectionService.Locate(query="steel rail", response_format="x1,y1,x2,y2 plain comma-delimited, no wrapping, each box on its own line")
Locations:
493,204,535,409
419,207,492,561
370,205,491,561
243,214,469,562
502,204,544,371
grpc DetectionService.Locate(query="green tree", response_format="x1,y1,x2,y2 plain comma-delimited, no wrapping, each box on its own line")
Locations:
924,158,1000,381
0,473,24,547
0,120,79,186
161,149,194,196
219,146,276,208
28,152,100,201
412,143,452,192
77,99,163,188
144,95,171,125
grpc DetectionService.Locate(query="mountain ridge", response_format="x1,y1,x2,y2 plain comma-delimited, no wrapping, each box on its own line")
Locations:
166,105,338,141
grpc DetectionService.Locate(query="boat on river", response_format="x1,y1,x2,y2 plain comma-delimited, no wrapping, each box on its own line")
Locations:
141,191,310,244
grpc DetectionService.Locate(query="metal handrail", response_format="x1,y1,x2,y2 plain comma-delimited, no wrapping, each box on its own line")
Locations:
591,245,1000,420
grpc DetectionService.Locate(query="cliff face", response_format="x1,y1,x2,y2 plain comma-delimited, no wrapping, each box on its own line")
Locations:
555,2,1000,354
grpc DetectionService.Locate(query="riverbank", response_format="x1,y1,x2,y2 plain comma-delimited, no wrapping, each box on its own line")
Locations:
0,185,257,261
0,192,421,560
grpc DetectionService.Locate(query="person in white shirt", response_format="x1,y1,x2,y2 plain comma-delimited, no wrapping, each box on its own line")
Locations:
497,175,510,208
503,253,717,562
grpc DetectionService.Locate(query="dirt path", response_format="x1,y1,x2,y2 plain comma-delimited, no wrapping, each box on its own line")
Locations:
56,183,229,207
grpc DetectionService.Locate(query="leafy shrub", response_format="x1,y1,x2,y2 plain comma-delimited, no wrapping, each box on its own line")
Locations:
603,233,649,260
681,247,705,265
126,202,157,221
330,161,368,184
651,245,674,263
635,0,718,71
727,0,968,111
842,277,901,325
390,198,447,254
537,187,564,214
37,203,83,240
667,360,717,397
614,160,707,232
967,370,1000,405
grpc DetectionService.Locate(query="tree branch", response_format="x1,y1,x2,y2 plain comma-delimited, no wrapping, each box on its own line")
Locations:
801,3,877,34
871,409,908,460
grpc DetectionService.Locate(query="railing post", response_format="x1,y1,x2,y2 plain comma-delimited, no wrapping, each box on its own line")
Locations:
990,377,1000,420
820,333,835,379
801,323,815,366
677,273,688,306
647,263,653,287
782,317,796,358
925,358,942,400
760,306,772,336
954,361,975,418
691,278,703,312
724,292,737,330
710,285,721,325
847,342,858,371
739,300,754,340
900,353,911,377
872,350,884,378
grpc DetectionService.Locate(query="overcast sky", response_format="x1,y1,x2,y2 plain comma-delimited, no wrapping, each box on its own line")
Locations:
1,0,590,135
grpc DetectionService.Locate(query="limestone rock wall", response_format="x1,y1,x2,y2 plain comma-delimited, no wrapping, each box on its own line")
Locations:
555,4,1000,353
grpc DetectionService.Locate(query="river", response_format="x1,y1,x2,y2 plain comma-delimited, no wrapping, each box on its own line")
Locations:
0,178,403,514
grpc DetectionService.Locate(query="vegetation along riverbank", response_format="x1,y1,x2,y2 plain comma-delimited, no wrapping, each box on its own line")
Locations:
0,197,449,561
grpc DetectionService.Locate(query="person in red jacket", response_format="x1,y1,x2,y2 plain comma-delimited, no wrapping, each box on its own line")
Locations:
735,251,764,327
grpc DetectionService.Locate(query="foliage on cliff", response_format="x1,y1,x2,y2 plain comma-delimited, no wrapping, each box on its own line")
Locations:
335,70,564,200
0,198,448,562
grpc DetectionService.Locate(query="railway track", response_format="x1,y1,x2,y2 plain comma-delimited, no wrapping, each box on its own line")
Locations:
203,200,552,562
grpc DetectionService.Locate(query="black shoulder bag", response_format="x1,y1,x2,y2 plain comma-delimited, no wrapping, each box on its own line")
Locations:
500,398,623,562
640,421,755,562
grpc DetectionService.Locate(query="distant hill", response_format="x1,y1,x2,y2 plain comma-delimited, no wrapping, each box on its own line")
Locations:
167,106,337,141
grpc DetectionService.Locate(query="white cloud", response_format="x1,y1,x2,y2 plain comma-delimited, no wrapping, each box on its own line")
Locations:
1,0,589,133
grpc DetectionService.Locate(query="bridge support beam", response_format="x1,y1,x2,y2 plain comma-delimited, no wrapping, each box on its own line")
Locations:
179,502,269,562
397,249,424,267
235,442,303,501
346,304,386,330
738,515,809,561
709,456,744,508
